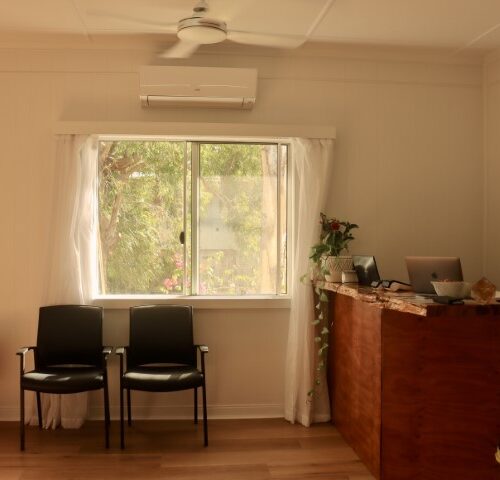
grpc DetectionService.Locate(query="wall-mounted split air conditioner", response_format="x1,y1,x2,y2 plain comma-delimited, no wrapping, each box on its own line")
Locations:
139,66,257,109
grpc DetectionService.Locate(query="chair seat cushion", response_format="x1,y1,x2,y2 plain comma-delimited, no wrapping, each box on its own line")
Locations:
123,366,203,392
21,367,104,394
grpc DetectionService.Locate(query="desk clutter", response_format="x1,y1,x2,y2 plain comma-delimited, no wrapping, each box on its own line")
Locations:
320,254,498,304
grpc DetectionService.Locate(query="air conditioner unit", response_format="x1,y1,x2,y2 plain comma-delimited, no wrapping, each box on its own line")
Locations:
139,66,257,109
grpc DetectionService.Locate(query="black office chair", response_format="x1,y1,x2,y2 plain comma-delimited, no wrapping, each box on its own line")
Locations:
117,305,208,449
17,305,111,451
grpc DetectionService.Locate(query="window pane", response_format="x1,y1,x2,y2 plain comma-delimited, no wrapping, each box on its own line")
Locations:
198,143,279,295
98,140,186,294
280,144,288,294
184,142,192,294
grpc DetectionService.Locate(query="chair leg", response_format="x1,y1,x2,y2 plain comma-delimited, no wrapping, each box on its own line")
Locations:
104,381,110,449
202,383,208,447
194,388,198,424
120,385,125,449
127,388,132,427
20,387,25,451
36,392,42,429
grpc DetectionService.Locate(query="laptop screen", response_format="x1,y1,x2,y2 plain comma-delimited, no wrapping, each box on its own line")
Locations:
405,256,463,294
352,255,381,286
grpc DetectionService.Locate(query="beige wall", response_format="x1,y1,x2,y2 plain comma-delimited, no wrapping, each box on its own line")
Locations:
484,50,500,286
0,38,485,420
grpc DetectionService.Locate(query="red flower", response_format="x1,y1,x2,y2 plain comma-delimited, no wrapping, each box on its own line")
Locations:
331,221,340,231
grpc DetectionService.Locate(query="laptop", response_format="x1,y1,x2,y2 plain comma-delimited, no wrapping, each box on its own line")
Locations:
352,255,381,286
405,256,463,294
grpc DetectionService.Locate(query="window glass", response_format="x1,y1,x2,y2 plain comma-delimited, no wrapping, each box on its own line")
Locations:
97,139,288,296
98,141,185,294
279,144,288,294
198,143,278,295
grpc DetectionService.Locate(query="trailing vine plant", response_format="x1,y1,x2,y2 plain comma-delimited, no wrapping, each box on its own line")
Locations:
300,264,330,399
308,284,330,397
302,213,359,399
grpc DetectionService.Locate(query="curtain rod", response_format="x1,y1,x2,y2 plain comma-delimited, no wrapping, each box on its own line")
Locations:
53,121,336,139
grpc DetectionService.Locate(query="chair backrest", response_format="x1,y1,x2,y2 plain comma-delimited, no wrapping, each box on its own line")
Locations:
128,305,195,368
36,305,103,368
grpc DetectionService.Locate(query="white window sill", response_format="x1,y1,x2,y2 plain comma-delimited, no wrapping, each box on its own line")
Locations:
92,295,291,310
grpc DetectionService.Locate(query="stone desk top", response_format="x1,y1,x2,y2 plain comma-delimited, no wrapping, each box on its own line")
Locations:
316,282,500,317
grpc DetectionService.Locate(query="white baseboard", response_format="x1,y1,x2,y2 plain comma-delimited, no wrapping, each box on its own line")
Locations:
90,403,284,420
0,404,284,422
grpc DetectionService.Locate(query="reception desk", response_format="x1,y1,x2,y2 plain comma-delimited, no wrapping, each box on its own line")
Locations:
321,283,500,480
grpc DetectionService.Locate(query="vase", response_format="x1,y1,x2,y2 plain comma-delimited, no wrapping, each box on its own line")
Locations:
324,255,354,283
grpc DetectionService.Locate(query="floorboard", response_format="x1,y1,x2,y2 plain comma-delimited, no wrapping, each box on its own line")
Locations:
0,419,375,480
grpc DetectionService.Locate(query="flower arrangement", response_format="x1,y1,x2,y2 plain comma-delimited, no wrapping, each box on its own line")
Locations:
309,212,358,263
305,213,358,399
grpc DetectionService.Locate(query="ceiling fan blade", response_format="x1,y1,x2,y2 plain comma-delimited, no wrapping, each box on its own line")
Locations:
227,30,306,49
86,9,177,30
159,40,200,58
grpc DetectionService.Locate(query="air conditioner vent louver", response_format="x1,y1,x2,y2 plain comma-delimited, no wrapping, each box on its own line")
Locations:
139,66,257,109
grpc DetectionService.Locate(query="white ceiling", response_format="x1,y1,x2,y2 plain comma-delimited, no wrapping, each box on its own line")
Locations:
1,0,500,52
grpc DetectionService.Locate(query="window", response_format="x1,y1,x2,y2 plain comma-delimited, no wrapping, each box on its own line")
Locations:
97,139,288,296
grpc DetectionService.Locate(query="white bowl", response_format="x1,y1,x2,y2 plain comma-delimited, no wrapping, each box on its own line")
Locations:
431,281,471,299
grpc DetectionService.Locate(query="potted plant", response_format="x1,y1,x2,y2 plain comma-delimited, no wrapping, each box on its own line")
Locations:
310,213,359,282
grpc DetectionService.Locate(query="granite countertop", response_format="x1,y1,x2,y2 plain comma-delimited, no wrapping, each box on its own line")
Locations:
316,281,500,317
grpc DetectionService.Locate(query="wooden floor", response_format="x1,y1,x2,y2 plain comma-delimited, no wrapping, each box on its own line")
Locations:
0,419,375,479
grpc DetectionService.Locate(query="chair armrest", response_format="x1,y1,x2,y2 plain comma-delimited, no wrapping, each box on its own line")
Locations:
17,346,35,374
102,346,113,364
196,345,209,374
16,346,36,357
115,346,126,356
196,345,209,354
116,346,127,376
103,346,113,354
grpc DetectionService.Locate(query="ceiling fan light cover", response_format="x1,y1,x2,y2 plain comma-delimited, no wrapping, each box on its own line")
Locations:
178,20,227,44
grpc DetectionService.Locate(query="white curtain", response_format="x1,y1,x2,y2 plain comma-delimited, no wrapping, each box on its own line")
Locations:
30,134,98,429
284,138,334,427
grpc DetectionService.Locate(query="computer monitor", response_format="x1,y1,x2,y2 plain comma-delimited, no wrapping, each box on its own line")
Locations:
405,256,463,294
352,255,381,286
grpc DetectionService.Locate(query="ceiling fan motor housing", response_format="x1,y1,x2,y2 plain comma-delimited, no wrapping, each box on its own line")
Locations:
177,17,227,44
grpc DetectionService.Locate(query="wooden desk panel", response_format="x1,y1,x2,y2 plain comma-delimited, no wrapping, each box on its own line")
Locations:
380,310,424,479
382,309,500,480
328,289,500,480
329,294,382,477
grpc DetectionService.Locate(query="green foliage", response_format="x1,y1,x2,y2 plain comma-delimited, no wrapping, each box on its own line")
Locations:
198,143,274,294
308,285,330,398
309,212,358,263
98,141,185,294
98,141,286,295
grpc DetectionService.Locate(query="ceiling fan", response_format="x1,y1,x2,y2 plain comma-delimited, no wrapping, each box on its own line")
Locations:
162,0,306,57
89,0,307,58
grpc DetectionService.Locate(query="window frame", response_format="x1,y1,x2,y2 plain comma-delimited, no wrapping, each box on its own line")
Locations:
93,135,292,307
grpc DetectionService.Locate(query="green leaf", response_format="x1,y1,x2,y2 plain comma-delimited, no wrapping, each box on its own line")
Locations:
319,292,328,302
318,343,329,354
314,336,321,343
312,319,320,325
321,327,329,335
